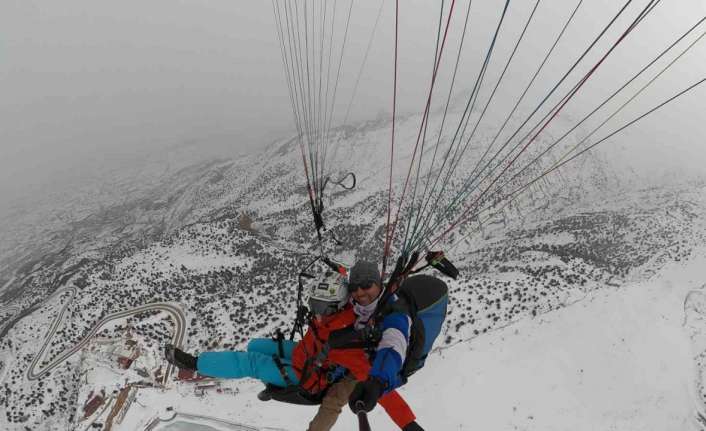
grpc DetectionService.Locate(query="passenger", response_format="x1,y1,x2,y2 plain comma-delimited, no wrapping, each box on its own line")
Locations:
164,266,421,430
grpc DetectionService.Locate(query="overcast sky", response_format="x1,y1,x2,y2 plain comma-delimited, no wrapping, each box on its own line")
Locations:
1,0,705,213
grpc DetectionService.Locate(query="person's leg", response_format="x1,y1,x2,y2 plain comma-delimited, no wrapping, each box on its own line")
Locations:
247,338,297,359
378,390,417,429
307,375,358,431
197,351,299,386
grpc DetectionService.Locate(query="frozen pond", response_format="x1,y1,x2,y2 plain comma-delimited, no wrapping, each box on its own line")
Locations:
147,412,282,431
162,422,222,431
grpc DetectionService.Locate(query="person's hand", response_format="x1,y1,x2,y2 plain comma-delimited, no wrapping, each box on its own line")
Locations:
348,377,385,413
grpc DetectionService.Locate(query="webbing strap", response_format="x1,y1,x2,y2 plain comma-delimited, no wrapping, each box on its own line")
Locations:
275,329,285,359
272,355,293,387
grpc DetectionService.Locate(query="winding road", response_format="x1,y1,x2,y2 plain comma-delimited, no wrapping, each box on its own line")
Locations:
0,304,21,333
26,286,186,384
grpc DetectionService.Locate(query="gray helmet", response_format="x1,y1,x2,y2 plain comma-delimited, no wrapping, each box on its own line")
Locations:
308,268,349,316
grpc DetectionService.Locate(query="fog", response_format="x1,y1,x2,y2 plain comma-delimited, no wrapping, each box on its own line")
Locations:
1,0,705,215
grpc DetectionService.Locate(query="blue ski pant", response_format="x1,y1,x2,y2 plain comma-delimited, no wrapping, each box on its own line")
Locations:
196,338,300,387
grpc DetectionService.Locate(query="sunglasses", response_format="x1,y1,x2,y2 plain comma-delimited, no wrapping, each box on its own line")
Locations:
347,281,378,293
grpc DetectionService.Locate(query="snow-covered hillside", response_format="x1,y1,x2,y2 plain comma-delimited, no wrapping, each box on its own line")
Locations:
1,107,705,430
127,247,706,431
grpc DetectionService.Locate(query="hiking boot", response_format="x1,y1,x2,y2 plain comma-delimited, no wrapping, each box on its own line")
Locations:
164,344,197,371
257,385,274,401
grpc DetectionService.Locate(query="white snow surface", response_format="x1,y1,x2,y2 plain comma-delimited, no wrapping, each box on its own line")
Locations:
113,248,706,431
2,98,705,430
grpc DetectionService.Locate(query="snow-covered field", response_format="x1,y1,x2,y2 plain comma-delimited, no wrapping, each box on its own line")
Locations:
403,249,706,431
111,248,704,431
1,105,705,430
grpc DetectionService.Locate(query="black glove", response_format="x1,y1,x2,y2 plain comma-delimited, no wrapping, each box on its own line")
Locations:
402,421,425,431
348,377,385,413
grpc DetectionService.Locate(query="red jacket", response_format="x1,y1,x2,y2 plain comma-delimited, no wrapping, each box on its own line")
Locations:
291,306,416,428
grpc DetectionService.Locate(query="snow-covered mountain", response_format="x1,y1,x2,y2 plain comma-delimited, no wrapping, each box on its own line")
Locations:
1,107,705,430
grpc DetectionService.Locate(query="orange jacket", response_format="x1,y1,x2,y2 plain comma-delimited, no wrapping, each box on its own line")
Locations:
291,306,416,428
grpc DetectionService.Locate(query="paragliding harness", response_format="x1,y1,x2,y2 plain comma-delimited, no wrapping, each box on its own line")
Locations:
328,251,457,385
258,256,348,406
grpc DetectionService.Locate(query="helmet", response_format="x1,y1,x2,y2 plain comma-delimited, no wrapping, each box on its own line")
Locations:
308,268,349,316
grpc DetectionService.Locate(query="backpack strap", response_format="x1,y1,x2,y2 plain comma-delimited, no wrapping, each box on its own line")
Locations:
327,326,380,350
271,354,294,387
275,329,286,359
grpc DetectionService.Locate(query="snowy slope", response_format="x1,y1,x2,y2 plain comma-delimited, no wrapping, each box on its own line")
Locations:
114,247,706,431
400,250,706,431
1,103,705,430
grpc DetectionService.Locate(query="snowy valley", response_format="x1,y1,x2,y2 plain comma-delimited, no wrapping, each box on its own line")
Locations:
1,110,705,431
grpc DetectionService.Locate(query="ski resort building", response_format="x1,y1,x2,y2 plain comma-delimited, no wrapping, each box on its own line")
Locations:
82,391,106,419
117,356,134,370
176,368,208,382
104,386,134,430
115,387,136,424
